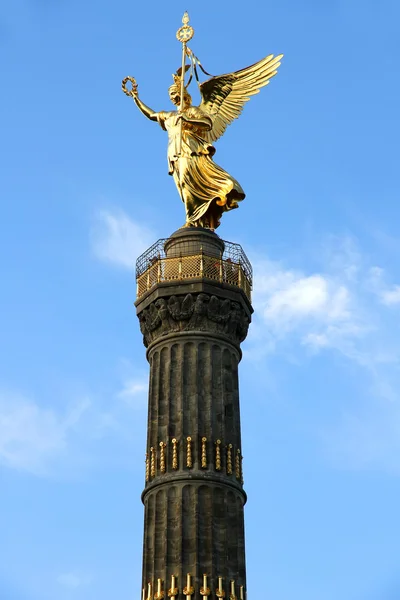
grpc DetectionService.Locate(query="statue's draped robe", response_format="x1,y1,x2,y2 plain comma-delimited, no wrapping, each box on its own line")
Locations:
157,106,245,228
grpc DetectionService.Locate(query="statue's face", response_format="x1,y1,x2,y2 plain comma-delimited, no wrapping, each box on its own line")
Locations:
169,90,180,106
169,89,191,108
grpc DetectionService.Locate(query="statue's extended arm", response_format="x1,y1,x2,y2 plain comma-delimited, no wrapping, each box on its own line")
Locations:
133,95,158,122
127,82,158,121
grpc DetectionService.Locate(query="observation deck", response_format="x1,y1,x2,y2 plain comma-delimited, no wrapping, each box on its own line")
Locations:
136,228,252,302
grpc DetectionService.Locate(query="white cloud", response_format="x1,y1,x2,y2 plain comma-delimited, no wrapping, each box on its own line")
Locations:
0,361,150,476
302,332,329,348
57,572,92,589
115,358,149,409
261,273,349,325
118,378,148,407
380,285,400,305
267,274,329,317
90,209,154,269
251,256,354,351
246,237,400,474
367,266,400,305
0,392,90,475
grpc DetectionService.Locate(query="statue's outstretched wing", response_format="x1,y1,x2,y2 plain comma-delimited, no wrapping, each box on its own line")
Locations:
199,54,283,143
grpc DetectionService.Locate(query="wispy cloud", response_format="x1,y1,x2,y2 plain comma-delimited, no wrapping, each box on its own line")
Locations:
246,236,400,473
0,391,90,476
90,209,155,269
368,266,400,306
249,236,394,359
248,240,363,360
0,366,148,477
118,378,148,405
57,571,92,589
254,265,351,337
381,286,400,305
116,358,148,410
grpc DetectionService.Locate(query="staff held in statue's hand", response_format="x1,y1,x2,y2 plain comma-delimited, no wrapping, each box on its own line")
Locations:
176,11,194,156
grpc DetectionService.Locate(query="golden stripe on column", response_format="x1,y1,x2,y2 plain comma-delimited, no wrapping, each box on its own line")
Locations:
168,575,178,600
183,574,194,600
201,437,207,468
235,449,241,481
146,582,153,600
159,442,166,473
200,574,210,597
171,438,178,470
215,440,222,470
186,437,192,468
150,447,156,478
226,444,233,475
154,578,164,600
216,577,225,598
229,581,236,600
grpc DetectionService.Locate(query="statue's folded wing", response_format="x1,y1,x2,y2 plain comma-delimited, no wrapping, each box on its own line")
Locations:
199,54,283,144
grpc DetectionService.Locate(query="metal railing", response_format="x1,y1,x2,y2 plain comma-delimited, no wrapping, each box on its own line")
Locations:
136,240,252,301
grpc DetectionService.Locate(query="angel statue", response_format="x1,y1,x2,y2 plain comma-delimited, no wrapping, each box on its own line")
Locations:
122,13,282,230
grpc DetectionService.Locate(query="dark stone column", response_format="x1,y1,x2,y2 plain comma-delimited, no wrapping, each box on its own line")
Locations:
136,228,252,600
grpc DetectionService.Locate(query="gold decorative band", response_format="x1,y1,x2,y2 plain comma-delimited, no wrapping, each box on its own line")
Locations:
144,437,243,482
144,576,245,600
136,253,251,302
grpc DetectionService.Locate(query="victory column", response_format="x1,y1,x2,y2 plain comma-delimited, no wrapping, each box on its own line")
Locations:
122,13,282,600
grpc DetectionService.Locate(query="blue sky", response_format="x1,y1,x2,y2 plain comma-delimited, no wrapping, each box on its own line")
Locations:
1,0,400,598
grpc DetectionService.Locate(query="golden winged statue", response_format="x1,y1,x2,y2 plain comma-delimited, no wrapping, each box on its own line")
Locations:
123,14,282,230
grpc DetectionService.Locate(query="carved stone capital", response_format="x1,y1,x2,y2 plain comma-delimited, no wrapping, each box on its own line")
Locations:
138,292,250,348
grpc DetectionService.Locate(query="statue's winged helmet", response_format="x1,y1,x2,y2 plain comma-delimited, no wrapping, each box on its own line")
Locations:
168,65,192,106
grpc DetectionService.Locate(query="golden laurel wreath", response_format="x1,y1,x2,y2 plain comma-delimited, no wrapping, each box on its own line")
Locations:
122,76,138,97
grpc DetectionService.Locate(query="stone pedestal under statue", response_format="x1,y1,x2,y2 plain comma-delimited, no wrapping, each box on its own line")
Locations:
135,227,253,600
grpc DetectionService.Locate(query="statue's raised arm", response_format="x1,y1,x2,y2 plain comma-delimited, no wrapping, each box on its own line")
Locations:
122,13,283,230
122,76,158,122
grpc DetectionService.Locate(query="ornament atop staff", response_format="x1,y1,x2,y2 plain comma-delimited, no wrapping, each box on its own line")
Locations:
175,11,194,156
122,12,283,231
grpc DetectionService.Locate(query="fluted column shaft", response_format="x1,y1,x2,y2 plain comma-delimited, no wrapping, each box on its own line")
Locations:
142,334,245,593
147,337,242,466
